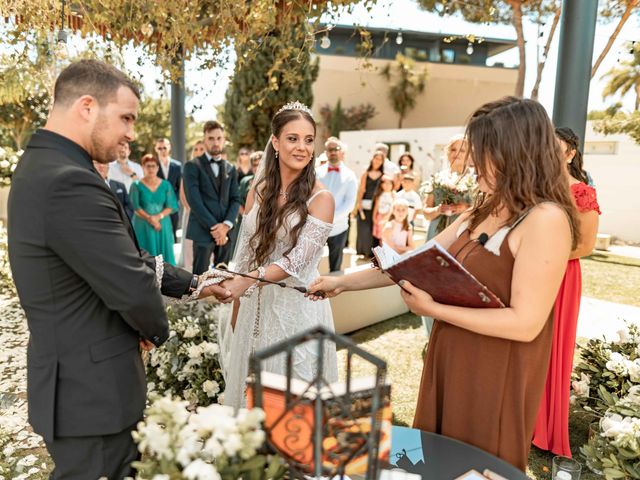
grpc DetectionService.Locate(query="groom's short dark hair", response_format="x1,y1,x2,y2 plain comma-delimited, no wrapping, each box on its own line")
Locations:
203,120,225,134
54,59,140,107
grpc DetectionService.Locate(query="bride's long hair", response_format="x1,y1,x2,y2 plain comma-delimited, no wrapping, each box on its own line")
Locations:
249,108,317,268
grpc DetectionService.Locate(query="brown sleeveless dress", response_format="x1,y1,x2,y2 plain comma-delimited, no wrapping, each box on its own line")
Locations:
412,223,554,471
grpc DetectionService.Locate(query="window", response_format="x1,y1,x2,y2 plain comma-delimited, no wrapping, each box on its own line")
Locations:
584,141,617,155
441,48,455,63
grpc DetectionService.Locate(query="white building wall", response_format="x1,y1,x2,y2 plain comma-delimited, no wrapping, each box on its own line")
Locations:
339,122,640,242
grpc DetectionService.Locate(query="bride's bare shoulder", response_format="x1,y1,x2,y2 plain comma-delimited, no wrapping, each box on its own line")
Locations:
308,184,334,223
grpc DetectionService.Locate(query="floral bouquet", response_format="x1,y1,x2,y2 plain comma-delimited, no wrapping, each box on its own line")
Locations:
132,395,286,480
581,386,640,479
146,302,226,407
419,169,477,233
0,146,20,188
572,322,640,416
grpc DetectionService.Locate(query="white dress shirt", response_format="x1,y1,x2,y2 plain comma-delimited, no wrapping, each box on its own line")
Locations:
316,162,358,237
108,160,143,193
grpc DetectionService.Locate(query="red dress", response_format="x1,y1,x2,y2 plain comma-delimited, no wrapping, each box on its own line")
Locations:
532,182,601,456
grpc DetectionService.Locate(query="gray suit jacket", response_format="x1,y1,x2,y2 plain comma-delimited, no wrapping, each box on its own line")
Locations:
7,129,192,441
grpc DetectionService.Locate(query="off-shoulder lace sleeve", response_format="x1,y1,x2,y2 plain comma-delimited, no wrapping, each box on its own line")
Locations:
571,183,601,214
274,215,332,283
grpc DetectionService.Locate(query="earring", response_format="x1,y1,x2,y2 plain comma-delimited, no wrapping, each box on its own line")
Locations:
567,158,572,164
275,150,279,160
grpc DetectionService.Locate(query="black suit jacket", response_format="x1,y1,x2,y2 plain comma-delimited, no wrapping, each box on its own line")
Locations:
183,155,241,245
157,158,182,197
108,178,133,219
7,129,192,441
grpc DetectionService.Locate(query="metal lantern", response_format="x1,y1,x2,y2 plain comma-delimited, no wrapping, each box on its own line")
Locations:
248,325,389,479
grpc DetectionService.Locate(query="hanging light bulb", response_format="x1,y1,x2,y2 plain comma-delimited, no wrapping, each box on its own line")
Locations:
320,33,331,49
396,31,403,45
56,29,69,60
141,23,154,37
466,42,474,55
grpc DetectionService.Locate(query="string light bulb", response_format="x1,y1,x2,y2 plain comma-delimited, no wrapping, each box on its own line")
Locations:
320,33,331,49
466,42,474,55
396,31,403,45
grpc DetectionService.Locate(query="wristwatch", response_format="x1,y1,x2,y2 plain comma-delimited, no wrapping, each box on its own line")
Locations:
188,274,199,294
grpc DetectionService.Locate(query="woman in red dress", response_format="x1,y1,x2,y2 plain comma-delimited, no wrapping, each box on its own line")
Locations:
532,127,601,457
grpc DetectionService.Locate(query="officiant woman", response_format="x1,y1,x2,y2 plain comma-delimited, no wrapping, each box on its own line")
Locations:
309,96,578,471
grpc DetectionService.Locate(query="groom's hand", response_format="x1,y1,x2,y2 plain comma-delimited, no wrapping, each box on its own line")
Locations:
198,284,233,302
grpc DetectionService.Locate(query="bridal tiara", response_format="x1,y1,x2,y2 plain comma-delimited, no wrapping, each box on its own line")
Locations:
276,101,313,118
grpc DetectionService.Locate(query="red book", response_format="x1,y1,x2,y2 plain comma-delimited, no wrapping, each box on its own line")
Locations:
372,240,504,308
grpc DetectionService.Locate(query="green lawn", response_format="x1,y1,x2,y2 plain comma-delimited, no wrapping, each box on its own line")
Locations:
338,250,639,479
582,251,640,307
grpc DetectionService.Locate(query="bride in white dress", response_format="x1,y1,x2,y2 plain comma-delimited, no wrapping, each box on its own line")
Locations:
218,102,338,409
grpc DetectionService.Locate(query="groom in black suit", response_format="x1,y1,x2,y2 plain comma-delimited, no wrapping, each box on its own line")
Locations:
7,60,231,479
184,121,241,274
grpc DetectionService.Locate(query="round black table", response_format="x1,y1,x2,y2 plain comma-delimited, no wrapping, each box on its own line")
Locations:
389,426,529,479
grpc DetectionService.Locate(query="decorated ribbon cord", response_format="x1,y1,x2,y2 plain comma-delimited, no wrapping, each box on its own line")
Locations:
243,266,265,298
154,254,164,291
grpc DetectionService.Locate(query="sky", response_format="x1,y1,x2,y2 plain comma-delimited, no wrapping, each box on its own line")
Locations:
55,0,640,122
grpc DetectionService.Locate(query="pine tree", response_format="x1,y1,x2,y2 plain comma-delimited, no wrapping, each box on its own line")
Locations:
222,27,319,154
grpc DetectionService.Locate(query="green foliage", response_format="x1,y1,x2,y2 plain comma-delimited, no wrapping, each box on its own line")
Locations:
601,42,640,110
592,110,640,145
319,99,377,139
130,96,172,160
221,27,319,154
380,54,427,129
146,302,226,407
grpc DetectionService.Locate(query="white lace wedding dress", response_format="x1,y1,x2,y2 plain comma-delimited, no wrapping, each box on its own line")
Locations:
219,191,338,410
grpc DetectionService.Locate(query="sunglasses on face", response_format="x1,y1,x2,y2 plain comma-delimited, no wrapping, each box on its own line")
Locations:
327,147,341,152
156,147,168,151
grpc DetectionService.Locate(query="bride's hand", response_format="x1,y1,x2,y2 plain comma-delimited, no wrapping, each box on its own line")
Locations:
220,276,255,301
306,276,344,301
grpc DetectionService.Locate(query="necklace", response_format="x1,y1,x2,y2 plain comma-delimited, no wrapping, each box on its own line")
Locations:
279,190,289,199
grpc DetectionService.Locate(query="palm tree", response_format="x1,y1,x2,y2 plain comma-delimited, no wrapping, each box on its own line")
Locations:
601,42,640,111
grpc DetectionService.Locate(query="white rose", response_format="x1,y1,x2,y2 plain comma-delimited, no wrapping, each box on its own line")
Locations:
222,432,243,456
183,326,200,339
201,342,219,356
187,343,203,360
202,436,224,459
571,372,590,398
17,454,38,467
618,328,631,343
628,359,640,383
606,352,629,376
183,459,221,480
0,147,6,156
202,380,220,397
601,413,624,438
0,160,9,168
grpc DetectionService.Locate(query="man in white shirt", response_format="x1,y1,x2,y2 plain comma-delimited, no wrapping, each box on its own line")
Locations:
107,142,143,192
375,142,400,176
316,137,358,272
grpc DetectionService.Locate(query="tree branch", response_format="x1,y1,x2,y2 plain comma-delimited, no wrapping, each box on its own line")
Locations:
591,0,639,78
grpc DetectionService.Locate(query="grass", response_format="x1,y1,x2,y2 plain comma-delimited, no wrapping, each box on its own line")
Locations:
581,251,640,307
336,251,640,479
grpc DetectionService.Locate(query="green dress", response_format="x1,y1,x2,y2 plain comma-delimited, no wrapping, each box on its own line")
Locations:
130,180,178,265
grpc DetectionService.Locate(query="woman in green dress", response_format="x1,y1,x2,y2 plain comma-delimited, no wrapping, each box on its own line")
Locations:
130,154,179,265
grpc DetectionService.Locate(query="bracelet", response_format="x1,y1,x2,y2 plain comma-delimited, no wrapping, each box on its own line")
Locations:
243,266,265,298
154,254,164,291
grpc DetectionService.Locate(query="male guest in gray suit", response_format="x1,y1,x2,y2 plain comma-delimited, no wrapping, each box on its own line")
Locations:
155,137,182,240
184,121,241,274
7,60,231,479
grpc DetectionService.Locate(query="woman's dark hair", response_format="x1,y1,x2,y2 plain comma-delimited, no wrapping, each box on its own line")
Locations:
555,127,590,184
367,151,385,172
250,108,317,268
466,96,579,249
140,153,160,168
398,153,415,170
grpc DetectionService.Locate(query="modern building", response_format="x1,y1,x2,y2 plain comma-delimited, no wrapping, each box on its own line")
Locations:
312,25,518,131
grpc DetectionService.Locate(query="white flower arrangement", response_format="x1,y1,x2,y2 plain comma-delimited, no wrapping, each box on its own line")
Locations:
419,169,477,205
132,395,285,480
146,302,227,407
574,321,640,416
582,385,640,479
0,146,21,188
